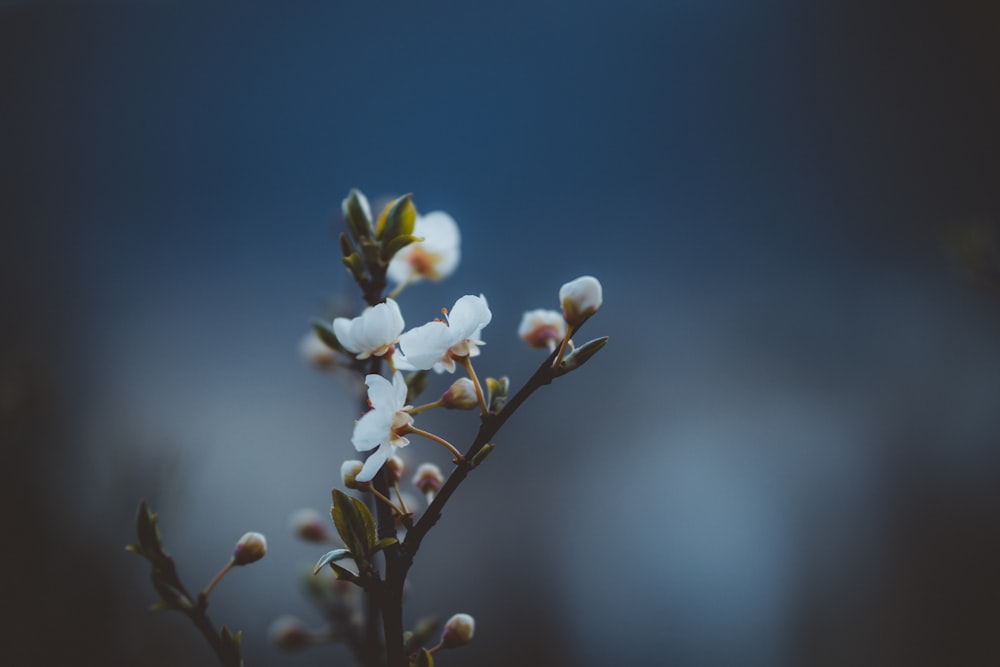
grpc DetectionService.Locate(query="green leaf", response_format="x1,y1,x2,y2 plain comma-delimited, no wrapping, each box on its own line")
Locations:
485,376,509,413
342,253,365,282
311,320,347,354
554,336,609,377
405,370,430,404
414,648,434,667
330,489,377,562
135,501,161,554
378,194,416,242
330,562,360,583
339,231,358,259
342,189,374,241
471,443,495,468
381,233,422,262
370,537,398,556
313,548,354,575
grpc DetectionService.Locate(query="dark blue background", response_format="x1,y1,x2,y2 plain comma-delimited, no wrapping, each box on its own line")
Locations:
3,1,999,665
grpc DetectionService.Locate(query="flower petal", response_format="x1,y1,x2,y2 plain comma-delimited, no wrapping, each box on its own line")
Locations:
333,317,359,354
364,373,396,411
391,371,408,409
352,409,392,452
356,445,391,483
398,321,453,370
447,294,492,341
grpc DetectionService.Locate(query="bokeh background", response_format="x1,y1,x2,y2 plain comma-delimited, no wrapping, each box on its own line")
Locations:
3,1,1000,665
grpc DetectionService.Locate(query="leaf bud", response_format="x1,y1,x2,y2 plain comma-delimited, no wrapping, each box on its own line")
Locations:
559,275,603,327
440,378,478,410
232,532,267,566
439,613,475,649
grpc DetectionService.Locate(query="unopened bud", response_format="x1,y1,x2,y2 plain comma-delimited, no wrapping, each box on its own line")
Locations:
299,332,337,369
268,615,314,651
387,455,405,483
440,613,475,649
440,378,478,410
288,508,329,543
412,463,444,499
341,460,367,490
232,532,267,565
559,275,603,327
518,309,566,350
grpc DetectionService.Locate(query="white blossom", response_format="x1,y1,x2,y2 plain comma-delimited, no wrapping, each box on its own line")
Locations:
299,331,338,369
396,294,491,373
387,211,461,286
517,309,566,351
352,372,413,483
332,298,404,360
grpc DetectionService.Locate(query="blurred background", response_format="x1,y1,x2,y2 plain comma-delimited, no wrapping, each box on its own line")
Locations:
3,1,1000,665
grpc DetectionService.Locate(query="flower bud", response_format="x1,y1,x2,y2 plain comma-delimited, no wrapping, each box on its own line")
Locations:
517,309,566,351
387,455,405,483
288,508,329,543
232,532,267,566
299,332,337,369
341,459,367,490
439,613,475,649
412,463,444,498
268,615,314,651
440,378,478,410
559,275,603,327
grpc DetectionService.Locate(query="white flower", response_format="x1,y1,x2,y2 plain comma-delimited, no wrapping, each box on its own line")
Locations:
517,309,566,351
332,298,404,360
387,211,461,286
352,372,413,483
396,294,492,373
559,275,603,326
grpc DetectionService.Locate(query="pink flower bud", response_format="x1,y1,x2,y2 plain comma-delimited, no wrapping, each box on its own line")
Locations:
232,532,267,566
559,276,603,327
268,615,314,651
341,460,367,490
387,455,405,482
412,463,444,497
440,378,478,410
288,508,328,543
517,309,566,350
440,613,475,648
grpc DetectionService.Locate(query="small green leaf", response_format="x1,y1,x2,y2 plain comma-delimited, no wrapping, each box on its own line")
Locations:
342,253,365,282
330,562,360,583
405,370,430,404
339,232,358,259
342,189,374,241
378,194,416,242
554,336,609,377
381,233,422,262
485,376,509,413
311,320,347,354
135,501,161,553
370,537,398,555
471,443,495,468
331,489,377,562
414,648,434,667
313,548,354,575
